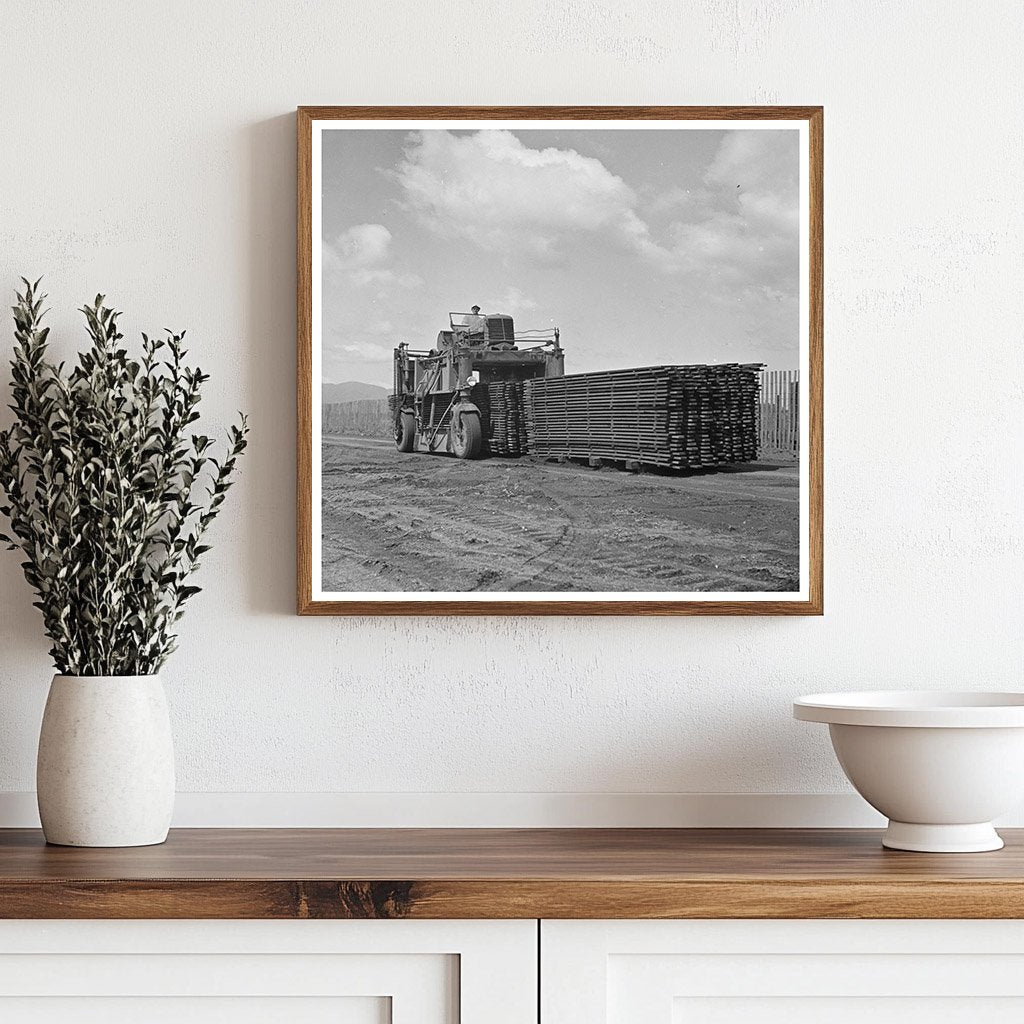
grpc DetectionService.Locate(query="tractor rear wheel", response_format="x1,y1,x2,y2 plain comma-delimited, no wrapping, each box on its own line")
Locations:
395,410,417,452
451,410,483,460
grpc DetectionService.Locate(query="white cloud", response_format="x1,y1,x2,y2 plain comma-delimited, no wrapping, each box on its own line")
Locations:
323,222,422,289
395,130,658,261
658,131,799,283
484,286,538,313
706,131,797,196
393,129,797,289
332,223,391,265
339,341,392,362
647,185,703,216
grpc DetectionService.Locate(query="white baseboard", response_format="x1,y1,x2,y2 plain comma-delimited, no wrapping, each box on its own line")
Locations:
3,791,1020,829
0,791,886,828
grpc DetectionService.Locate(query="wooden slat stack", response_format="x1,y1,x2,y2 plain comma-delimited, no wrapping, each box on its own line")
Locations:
474,381,528,457
523,364,762,470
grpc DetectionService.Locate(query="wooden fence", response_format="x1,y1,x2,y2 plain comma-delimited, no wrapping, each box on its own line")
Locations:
759,369,799,454
322,398,392,438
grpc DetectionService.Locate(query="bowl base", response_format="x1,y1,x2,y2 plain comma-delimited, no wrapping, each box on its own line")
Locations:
882,821,1004,853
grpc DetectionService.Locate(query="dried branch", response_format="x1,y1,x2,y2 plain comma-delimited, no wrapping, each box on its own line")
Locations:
0,279,249,675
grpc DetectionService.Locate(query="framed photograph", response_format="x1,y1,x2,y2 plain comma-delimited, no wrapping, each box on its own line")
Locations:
298,106,822,615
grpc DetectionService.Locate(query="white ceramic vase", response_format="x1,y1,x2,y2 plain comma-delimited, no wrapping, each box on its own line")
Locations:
36,675,175,847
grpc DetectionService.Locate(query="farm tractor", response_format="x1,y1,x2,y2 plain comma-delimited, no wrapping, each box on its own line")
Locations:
392,309,564,459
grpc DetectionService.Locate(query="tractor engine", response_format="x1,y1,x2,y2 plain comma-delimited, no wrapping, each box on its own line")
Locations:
482,314,515,344
437,313,517,350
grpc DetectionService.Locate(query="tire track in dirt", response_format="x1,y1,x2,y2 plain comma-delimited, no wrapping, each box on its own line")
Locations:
319,438,800,594
322,450,575,592
502,487,585,591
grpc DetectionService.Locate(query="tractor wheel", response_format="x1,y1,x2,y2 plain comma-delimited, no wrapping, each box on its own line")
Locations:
451,410,483,460
395,410,417,452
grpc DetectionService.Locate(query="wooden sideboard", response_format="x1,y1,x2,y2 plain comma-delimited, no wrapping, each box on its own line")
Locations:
2,828,1024,1021
2,826,1024,919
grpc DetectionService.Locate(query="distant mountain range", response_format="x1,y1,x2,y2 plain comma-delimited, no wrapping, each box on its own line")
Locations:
322,381,390,404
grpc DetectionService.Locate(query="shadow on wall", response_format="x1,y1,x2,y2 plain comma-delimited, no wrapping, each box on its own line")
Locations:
0,281,38,670
244,114,298,617
637,707,801,800
544,689,811,800
0,567,49,668
0,114,306,659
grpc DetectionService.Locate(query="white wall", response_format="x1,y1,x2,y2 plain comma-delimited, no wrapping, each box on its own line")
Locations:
0,0,1021,826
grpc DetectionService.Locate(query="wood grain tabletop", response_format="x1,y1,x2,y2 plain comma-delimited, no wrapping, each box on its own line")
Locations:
1,828,1022,919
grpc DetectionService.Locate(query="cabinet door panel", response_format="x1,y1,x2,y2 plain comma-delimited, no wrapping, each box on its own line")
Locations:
543,920,1024,1024
0,919,536,1024
0,996,389,1024
674,997,1024,1024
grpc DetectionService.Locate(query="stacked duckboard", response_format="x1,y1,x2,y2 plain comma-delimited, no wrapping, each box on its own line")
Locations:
522,364,762,470
470,381,529,457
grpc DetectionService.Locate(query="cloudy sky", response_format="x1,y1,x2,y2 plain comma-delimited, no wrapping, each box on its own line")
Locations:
320,127,801,388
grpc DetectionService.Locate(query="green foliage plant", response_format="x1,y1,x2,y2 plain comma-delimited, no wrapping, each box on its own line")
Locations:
0,279,248,675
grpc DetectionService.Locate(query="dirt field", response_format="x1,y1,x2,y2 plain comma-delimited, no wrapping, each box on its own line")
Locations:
320,436,799,594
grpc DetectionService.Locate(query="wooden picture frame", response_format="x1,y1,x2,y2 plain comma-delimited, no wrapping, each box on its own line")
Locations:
298,106,822,615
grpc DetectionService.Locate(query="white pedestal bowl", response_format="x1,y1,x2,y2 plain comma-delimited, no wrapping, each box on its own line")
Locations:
794,691,1024,852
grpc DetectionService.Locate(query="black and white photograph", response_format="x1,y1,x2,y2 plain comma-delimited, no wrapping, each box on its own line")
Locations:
300,109,822,613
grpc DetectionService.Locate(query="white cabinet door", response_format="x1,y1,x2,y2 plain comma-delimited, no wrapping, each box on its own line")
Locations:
542,919,1024,1024
0,919,536,1024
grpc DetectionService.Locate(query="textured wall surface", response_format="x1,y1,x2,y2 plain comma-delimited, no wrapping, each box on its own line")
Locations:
0,1,1022,820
